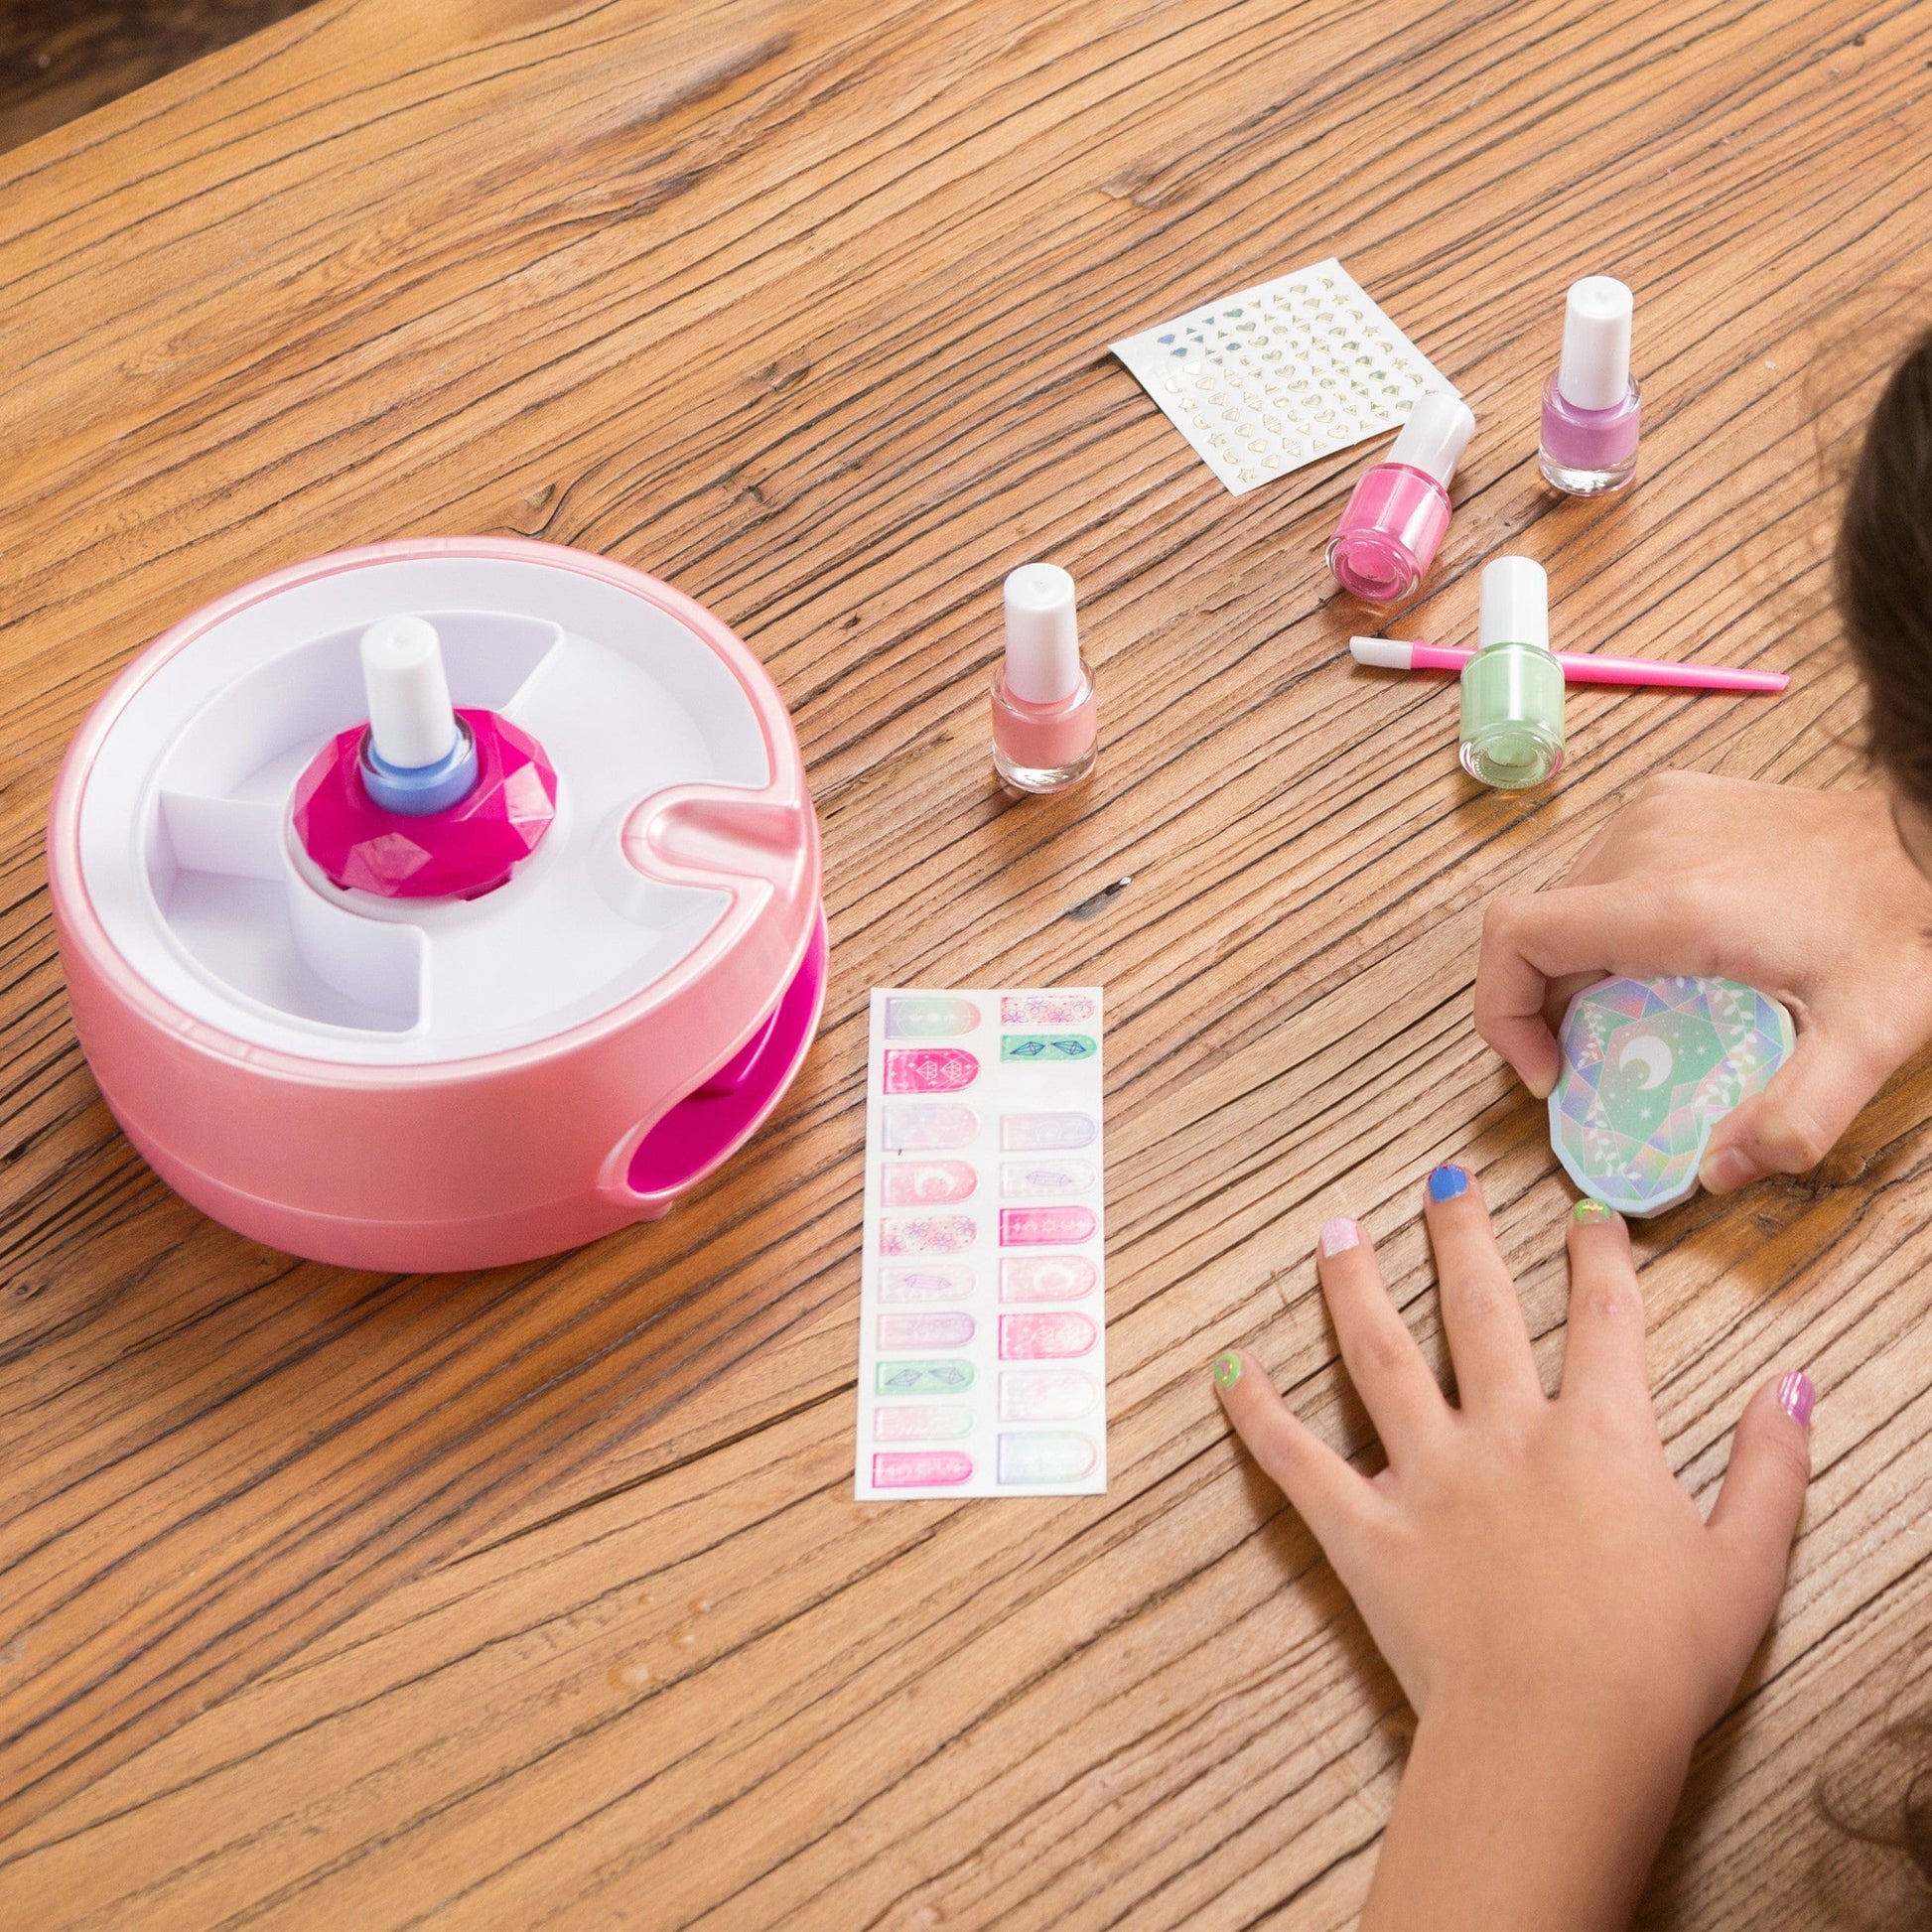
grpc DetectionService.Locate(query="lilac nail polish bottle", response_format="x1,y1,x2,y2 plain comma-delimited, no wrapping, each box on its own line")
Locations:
1539,277,1641,496
1325,389,1477,605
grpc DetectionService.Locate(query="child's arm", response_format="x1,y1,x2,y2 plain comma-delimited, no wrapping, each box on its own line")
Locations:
1475,769,1932,1191
1215,1172,1812,1930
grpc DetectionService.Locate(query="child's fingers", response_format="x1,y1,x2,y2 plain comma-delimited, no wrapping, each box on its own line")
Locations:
1699,1029,1877,1191
1475,880,1708,1100
1707,1372,1815,1636
1314,1216,1451,1463
1557,1203,1651,1417
1212,1350,1380,1556
1421,1168,1541,1412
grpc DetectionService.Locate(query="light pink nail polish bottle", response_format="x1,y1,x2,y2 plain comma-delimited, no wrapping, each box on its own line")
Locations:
1326,389,1477,605
991,563,1097,795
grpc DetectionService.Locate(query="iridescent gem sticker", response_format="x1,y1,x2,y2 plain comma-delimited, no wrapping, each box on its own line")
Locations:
1549,974,1796,1217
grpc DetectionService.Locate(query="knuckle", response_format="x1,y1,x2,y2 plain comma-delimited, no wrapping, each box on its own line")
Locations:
1349,1317,1417,1384
1759,1426,1813,1490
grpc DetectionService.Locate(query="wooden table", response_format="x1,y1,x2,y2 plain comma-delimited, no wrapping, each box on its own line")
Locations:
4,1,1929,1923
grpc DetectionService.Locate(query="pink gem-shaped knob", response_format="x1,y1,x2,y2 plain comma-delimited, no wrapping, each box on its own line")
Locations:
291,708,557,899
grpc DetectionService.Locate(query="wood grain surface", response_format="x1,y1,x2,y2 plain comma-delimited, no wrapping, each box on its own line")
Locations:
3,0,1931,1924
0,2,320,156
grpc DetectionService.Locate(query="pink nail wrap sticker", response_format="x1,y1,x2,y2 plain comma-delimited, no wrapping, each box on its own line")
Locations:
873,1404,974,1441
883,1159,978,1205
880,1213,976,1255
1000,1311,1098,1359
886,996,981,1038
999,1369,1099,1422
882,1103,977,1151
872,1450,974,1488
878,1264,975,1304
884,1047,979,1094
1000,1255,1098,1302
878,1311,975,1350
1001,1205,1096,1246
1000,1160,1096,1197
1000,1112,1097,1152
1002,993,1097,1027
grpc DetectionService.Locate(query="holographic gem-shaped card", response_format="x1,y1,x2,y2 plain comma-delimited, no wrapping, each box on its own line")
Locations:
1110,257,1458,495
1550,975,1796,1217
857,987,1106,1499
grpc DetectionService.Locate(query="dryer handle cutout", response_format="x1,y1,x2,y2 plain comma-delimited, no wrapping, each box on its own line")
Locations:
618,906,829,1214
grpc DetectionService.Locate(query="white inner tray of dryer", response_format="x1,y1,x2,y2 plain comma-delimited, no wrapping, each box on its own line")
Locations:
78,555,769,1064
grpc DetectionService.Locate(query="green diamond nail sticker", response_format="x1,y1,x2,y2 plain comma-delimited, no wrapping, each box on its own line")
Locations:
875,1359,975,1396
1000,1035,1097,1062
1549,975,1795,1217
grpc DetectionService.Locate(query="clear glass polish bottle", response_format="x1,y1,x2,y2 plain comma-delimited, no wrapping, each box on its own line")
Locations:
1326,389,1477,604
1459,556,1565,789
1539,276,1641,495
990,563,1097,795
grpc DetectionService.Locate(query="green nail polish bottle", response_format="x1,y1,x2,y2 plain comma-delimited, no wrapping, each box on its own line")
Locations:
1459,556,1564,790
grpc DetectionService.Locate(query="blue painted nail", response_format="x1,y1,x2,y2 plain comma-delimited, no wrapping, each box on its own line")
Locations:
1428,1164,1469,1202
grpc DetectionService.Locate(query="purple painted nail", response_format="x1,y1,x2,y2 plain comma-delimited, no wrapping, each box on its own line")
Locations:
1777,1370,1816,1430
1318,1217,1360,1258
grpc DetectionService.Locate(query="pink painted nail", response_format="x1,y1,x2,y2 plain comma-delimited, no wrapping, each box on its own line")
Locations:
1776,1370,1816,1430
1318,1217,1360,1258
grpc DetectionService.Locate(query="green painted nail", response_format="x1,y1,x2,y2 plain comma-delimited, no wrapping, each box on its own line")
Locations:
1572,1199,1613,1224
1212,1352,1242,1388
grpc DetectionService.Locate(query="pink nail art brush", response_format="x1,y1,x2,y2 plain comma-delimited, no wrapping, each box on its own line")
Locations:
1349,635,1787,694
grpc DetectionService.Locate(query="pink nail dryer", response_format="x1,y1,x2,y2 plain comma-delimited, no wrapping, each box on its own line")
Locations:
47,537,828,1272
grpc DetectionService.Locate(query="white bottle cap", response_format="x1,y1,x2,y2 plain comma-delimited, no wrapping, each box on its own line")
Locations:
1387,389,1476,486
1478,556,1550,651
1557,276,1634,411
1003,563,1081,705
360,616,459,769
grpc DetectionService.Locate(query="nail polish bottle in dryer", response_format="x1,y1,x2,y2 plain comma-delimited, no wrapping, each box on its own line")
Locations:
1539,276,1641,495
1326,389,1477,604
1459,555,1565,789
48,536,828,1272
991,563,1098,794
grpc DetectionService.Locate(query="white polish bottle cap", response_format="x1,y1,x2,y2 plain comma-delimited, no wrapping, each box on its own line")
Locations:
1387,389,1477,486
1478,556,1551,651
1557,277,1634,411
1003,563,1081,705
361,616,459,769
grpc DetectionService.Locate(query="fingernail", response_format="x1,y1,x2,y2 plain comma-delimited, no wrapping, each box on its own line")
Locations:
1777,1370,1816,1430
1701,1146,1756,1192
1318,1217,1360,1257
1212,1352,1242,1389
1428,1164,1469,1202
1572,1199,1614,1225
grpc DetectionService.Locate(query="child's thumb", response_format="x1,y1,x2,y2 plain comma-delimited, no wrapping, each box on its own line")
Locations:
1699,1031,1874,1191
1707,1372,1814,1635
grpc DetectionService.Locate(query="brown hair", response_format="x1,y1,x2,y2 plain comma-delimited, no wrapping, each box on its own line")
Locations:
1839,326,1932,812
1812,333,1932,1923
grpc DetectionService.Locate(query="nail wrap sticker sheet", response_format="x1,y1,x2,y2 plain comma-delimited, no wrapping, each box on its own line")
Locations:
1110,257,1457,496
857,987,1106,1499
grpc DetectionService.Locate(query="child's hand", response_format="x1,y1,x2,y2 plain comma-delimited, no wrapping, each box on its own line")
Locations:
1474,771,1932,1191
1214,1170,1813,1931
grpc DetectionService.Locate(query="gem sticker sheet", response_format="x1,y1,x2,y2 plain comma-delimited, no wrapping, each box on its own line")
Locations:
1110,257,1457,495
855,987,1106,1500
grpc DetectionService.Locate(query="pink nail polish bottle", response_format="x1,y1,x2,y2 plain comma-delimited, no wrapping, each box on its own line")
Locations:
990,563,1097,795
1538,276,1641,495
1325,390,1477,605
